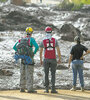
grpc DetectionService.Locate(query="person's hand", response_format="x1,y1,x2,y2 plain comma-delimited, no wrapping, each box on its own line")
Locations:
80,56,83,60
68,64,70,69
57,59,61,64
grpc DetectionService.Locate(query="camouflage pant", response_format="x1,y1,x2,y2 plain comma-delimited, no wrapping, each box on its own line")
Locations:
20,62,34,91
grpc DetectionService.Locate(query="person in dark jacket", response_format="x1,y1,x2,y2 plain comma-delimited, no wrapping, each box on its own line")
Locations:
68,36,90,91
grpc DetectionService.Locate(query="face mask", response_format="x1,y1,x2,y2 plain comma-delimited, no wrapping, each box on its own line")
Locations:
46,33,52,40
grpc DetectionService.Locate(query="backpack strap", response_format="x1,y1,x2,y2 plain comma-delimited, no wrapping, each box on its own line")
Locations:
28,38,33,47
45,39,55,49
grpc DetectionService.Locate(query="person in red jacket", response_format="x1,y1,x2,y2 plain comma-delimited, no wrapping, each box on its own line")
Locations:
40,26,61,93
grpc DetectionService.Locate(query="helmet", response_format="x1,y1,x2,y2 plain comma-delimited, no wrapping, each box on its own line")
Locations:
26,27,33,33
45,26,52,33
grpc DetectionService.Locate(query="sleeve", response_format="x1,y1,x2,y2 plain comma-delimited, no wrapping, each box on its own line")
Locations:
70,47,74,55
55,39,59,47
13,42,19,51
83,46,88,52
32,38,39,54
39,41,44,48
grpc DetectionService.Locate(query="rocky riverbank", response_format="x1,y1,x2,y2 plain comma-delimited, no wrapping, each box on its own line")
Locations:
0,3,90,90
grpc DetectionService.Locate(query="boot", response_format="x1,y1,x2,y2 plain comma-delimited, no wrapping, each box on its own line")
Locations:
27,90,37,93
81,87,84,92
51,86,58,93
70,86,76,91
44,86,49,93
20,88,25,92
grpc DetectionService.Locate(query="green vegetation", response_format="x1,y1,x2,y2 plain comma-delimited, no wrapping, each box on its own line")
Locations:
71,0,90,5
72,3,84,11
58,0,84,11
0,0,7,2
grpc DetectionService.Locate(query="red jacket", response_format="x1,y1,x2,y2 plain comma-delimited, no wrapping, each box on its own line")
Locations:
43,38,56,59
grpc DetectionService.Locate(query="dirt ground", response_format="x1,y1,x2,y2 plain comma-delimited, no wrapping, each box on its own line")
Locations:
0,90,90,100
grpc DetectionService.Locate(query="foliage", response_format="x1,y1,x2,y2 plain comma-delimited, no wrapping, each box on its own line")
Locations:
70,0,90,5
58,0,84,11
72,3,84,11
0,0,7,2
58,0,74,10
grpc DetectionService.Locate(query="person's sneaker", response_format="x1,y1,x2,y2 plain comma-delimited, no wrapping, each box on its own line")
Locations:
27,90,37,93
51,86,58,93
81,87,84,92
44,90,49,93
20,88,25,92
70,86,76,91
51,90,58,93
44,86,49,93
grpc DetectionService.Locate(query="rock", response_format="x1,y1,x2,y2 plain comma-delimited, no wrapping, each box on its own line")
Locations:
0,69,13,76
84,73,90,77
82,23,90,41
69,13,87,21
29,3,39,7
0,23,7,31
0,38,5,42
81,5,90,12
0,9,59,31
60,23,81,41
57,64,68,70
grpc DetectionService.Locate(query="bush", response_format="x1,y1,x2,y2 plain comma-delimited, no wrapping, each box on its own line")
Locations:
72,3,84,11
58,0,74,10
58,0,84,11
0,0,7,2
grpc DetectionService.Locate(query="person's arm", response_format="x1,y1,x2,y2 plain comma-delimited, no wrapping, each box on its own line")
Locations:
80,50,90,59
13,42,18,51
56,46,61,64
68,54,73,68
40,47,43,65
55,39,61,64
32,38,39,54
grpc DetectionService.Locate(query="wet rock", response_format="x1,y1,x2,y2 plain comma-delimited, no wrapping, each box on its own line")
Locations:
82,24,90,41
57,64,68,70
5,11,33,24
69,13,87,21
81,5,90,12
0,23,7,31
0,69,13,76
84,73,90,77
0,7,2,11
0,9,59,31
29,3,39,7
60,23,81,41
83,67,90,70
0,38,5,42
35,8,55,17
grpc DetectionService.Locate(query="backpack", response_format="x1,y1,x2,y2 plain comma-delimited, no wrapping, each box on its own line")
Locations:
16,38,34,58
45,39,55,49
43,38,56,59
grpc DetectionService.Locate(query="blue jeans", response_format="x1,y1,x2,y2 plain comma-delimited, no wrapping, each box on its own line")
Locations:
72,60,84,87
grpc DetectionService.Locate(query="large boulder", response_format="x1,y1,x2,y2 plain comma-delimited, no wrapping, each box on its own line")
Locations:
0,69,13,76
0,9,59,31
0,23,6,31
60,23,81,41
81,23,90,41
